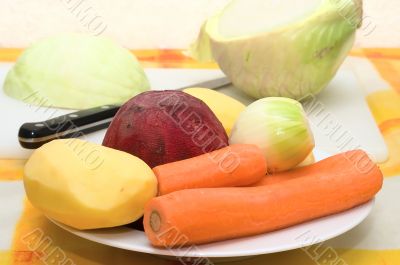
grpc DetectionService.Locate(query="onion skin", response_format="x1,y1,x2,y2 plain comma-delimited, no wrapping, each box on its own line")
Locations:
229,97,315,173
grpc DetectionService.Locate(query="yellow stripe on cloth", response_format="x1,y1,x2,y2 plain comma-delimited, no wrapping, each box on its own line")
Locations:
353,48,400,92
11,200,169,265
364,50,400,177
367,90,400,125
2,48,400,265
0,48,218,69
208,247,400,265
0,160,25,181
377,120,400,177
0,49,23,62
0,251,12,265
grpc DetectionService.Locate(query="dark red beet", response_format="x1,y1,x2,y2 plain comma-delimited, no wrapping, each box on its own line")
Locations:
103,91,228,168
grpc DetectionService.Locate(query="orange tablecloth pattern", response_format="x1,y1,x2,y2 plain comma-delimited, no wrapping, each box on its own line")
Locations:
1,48,400,265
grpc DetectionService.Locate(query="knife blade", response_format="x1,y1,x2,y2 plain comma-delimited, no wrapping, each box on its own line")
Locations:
18,77,231,149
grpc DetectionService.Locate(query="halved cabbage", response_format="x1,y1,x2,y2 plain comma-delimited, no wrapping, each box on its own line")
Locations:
190,0,362,99
4,34,150,109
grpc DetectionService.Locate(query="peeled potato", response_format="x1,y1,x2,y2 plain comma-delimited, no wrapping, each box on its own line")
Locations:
24,139,157,230
184,87,246,136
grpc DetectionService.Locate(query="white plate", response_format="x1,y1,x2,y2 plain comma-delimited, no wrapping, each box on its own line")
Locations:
50,196,374,258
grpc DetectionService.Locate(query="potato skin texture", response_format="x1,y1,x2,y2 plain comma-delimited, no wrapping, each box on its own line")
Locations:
103,91,228,168
24,139,158,230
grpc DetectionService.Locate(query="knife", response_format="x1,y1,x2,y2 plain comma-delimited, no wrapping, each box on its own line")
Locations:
18,77,231,149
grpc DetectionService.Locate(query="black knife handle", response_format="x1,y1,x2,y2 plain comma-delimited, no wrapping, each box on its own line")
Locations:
18,105,120,149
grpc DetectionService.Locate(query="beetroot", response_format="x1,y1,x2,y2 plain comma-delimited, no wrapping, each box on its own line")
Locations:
103,91,228,168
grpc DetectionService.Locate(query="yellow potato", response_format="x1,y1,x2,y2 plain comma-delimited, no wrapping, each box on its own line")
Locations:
184,87,246,136
24,139,157,230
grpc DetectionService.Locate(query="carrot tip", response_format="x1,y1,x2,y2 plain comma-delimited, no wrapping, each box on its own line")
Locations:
150,211,161,232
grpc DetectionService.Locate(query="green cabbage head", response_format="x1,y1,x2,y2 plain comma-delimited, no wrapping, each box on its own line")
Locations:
4,34,150,109
190,0,363,100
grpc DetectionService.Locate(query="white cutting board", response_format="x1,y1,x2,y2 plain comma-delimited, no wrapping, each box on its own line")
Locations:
0,58,388,162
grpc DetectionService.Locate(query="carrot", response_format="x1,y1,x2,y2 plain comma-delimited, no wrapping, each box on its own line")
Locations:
144,150,382,247
251,150,374,187
153,144,267,195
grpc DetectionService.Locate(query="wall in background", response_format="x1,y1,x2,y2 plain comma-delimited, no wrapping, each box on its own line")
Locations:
0,0,398,49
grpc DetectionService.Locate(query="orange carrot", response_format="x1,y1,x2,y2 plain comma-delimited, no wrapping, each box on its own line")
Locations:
251,150,374,187
153,144,267,195
144,150,382,247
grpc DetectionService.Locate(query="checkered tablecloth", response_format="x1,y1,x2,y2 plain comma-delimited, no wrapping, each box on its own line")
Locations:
1,48,400,265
